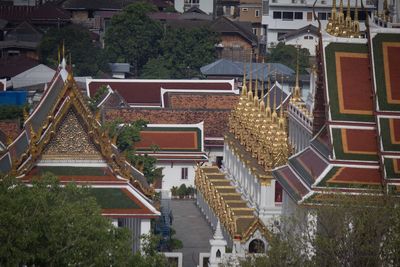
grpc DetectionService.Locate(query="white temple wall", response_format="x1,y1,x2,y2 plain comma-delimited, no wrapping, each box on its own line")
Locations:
158,162,196,198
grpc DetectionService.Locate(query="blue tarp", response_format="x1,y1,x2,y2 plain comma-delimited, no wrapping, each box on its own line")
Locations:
0,91,28,106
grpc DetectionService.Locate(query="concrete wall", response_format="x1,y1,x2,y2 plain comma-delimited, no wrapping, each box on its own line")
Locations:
159,162,196,198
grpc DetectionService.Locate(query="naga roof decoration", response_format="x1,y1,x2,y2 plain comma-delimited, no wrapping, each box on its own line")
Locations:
0,60,157,211
273,10,400,204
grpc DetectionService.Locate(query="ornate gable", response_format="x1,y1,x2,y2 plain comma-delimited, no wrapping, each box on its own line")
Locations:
41,109,103,161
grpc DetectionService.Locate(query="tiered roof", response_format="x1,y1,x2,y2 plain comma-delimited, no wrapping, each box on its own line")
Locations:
273,2,400,204
0,61,159,218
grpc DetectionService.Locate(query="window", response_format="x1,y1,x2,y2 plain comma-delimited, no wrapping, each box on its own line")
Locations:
307,11,313,21
282,11,294,20
262,0,269,15
294,12,303,19
242,8,248,11
272,0,277,3
318,12,327,20
304,35,314,39
252,28,257,35
255,9,260,17
181,167,188,180
273,11,282,19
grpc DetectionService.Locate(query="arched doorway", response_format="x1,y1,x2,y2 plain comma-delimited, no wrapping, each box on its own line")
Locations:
248,239,265,253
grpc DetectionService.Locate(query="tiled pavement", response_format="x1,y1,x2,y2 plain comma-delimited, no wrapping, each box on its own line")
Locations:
170,199,213,267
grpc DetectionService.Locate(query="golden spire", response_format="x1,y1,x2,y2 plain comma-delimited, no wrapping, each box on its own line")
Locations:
254,68,258,101
249,52,253,94
271,73,277,123
280,74,284,118
261,60,265,105
353,0,360,36
383,0,389,22
278,75,285,130
345,0,352,30
242,62,247,96
265,66,272,119
332,0,337,19
293,46,301,101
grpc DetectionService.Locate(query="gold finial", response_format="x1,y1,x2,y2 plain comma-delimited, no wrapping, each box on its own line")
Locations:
249,52,253,95
353,0,360,36
280,74,284,118
265,65,271,119
293,46,301,101
332,0,337,17
261,59,265,105
345,0,352,31
271,73,277,122
255,67,258,100
242,62,247,95
383,0,389,22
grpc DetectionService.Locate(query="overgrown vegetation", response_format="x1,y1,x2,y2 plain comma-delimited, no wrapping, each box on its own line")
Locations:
88,85,108,111
0,105,26,121
102,119,163,185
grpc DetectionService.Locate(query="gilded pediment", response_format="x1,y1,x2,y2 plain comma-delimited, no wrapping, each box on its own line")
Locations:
41,109,102,161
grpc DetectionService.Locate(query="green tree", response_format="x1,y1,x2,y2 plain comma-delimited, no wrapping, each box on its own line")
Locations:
104,2,162,75
0,174,132,266
141,57,172,79
38,25,106,76
156,27,219,78
268,43,310,74
226,194,400,267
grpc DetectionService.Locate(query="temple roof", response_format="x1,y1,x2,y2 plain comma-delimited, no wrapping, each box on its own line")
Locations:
135,123,208,162
272,17,400,204
87,78,235,107
0,63,158,218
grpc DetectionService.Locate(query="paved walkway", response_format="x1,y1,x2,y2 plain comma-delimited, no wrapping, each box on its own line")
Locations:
170,199,213,267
